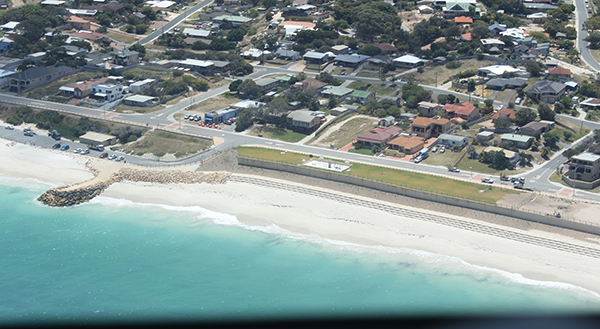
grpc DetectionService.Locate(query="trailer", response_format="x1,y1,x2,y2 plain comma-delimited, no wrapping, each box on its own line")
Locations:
204,107,240,124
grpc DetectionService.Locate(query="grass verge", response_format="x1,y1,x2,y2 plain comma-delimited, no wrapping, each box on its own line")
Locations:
120,130,212,157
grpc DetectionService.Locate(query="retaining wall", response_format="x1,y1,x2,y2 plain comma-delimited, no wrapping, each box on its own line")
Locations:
238,157,600,235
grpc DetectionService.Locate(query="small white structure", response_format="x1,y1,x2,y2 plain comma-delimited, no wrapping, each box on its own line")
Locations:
393,55,428,68
303,159,351,172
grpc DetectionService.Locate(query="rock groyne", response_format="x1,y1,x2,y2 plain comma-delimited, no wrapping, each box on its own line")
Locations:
38,168,230,207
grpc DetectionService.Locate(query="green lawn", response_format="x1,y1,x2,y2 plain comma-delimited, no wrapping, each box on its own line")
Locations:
551,119,590,143
248,125,307,143
107,32,138,44
348,147,373,155
237,146,521,204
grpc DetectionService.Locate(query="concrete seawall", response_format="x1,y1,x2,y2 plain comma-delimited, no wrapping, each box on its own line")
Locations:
38,168,230,207
238,156,600,236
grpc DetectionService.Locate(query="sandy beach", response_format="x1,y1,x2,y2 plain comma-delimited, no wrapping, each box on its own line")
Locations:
3,139,600,296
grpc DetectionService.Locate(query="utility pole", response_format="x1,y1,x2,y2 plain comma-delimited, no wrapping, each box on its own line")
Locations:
435,71,438,87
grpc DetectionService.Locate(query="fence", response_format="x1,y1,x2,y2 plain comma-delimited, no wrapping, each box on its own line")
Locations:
237,156,600,236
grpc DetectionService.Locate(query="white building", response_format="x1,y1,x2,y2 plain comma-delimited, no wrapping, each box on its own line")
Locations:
129,78,156,93
499,28,525,42
477,65,521,77
90,83,123,102
393,55,428,68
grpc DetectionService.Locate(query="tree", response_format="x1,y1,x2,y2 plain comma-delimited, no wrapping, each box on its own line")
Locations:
227,27,248,42
357,45,384,56
238,79,261,97
141,6,157,20
566,48,580,64
564,131,573,141
515,108,537,126
537,102,556,121
471,20,491,39
541,146,551,158
523,61,544,77
234,108,253,132
494,118,511,129
445,25,462,40
543,131,559,149
129,43,146,58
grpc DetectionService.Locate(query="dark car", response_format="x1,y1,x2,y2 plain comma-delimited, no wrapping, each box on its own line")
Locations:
100,152,108,158
52,143,61,149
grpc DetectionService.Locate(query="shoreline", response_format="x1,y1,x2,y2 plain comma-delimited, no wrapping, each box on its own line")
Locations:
3,139,600,296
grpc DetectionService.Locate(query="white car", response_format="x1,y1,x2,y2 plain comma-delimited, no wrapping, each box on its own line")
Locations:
5,125,14,130
481,178,494,184
515,97,522,105
414,156,423,163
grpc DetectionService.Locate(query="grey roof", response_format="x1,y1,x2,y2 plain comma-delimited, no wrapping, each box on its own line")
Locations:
486,78,528,88
275,49,300,57
438,134,468,142
521,120,552,131
10,66,68,80
125,95,156,102
211,60,229,68
255,77,278,86
112,49,138,57
523,3,558,10
287,110,320,123
334,54,371,64
526,80,566,94
572,152,600,162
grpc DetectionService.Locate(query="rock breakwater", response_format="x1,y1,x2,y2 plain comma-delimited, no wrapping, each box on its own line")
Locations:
38,168,230,207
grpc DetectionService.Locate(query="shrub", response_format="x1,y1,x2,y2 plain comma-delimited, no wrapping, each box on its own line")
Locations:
445,61,462,69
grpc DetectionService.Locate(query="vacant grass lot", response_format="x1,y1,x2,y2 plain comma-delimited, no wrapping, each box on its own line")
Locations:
310,115,377,148
414,59,495,86
248,125,307,143
108,32,139,44
123,68,173,81
113,103,165,114
552,119,590,143
23,71,105,100
347,81,399,96
120,130,212,157
237,146,520,204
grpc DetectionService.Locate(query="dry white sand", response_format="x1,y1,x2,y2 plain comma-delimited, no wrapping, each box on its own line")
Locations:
2,138,600,297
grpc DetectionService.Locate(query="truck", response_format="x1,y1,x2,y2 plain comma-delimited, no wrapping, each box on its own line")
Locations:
89,144,105,151
513,181,534,191
500,173,509,181
48,130,61,140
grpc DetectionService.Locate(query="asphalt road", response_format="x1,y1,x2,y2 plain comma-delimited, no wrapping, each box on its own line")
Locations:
575,0,600,72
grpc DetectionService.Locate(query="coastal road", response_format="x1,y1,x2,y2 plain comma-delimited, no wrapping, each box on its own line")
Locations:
575,0,600,72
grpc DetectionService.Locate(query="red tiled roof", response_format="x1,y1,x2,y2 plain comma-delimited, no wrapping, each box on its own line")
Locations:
454,16,473,24
297,78,327,89
70,31,107,40
388,135,425,149
460,33,472,41
491,108,516,121
443,101,476,116
549,67,571,75
411,117,450,127
357,126,402,143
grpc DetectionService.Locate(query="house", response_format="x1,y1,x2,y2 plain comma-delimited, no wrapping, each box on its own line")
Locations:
548,67,571,80
388,135,425,154
131,12,146,24
0,37,13,53
321,85,353,101
484,146,520,163
410,117,451,138
0,21,18,31
501,134,533,149
68,9,98,16
303,51,329,65
417,101,443,117
100,2,125,13
129,79,156,93
564,81,578,91
183,28,211,38
379,96,401,107
438,134,468,148
275,49,300,61
286,110,324,132
454,16,473,24
123,95,158,107
523,3,558,12
178,59,214,74
241,48,263,60
519,120,555,136
477,65,520,77
0,69,14,87
567,152,600,185
295,78,327,90
9,66,74,93
70,31,108,42
443,2,480,17
356,126,402,147
363,56,392,70
59,77,109,98
480,39,505,52
368,43,397,55
212,15,253,28
527,12,548,23
488,23,507,36
68,15,91,30
476,131,495,141
418,5,433,13
89,83,124,102
349,90,375,105
111,49,139,66
211,60,230,73
460,33,473,42
485,78,528,91
526,80,567,103
62,45,87,57
443,101,479,121
281,4,315,16
79,131,117,146
500,27,526,42
334,54,371,68
145,0,177,10
393,55,428,68
223,0,239,6
581,98,600,110
379,116,395,127
331,45,349,54
255,78,281,93
491,108,516,122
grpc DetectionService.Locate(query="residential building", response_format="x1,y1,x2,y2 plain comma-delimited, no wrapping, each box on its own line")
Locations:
356,126,402,147
500,27,526,42
0,69,14,87
321,85,353,101
548,67,571,80
388,135,425,154
567,152,600,183
129,78,156,93
0,37,13,53
480,38,505,52
275,49,300,61
501,133,533,149
367,43,397,55
476,131,495,141
438,134,468,148
379,96,401,107
89,83,124,102
211,60,230,73
581,98,600,110
488,23,507,36
183,28,211,38
379,116,395,127
523,3,558,12
100,2,125,13
178,59,214,74
527,12,548,23
254,78,281,93
68,9,98,16
417,101,443,117
349,90,375,105
454,16,473,24
212,15,252,28
477,65,520,77
331,45,349,54
241,48,263,60
0,21,18,31
281,4,315,16
123,95,158,107
485,78,528,90
410,117,451,138
519,120,555,136
303,51,329,65
294,78,327,90
393,55,428,68
59,77,109,98
334,54,371,68
442,2,480,17
9,66,74,93
286,110,324,132
491,108,516,122
484,146,520,163
70,31,107,42
111,49,139,66
68,15,91,30
526,80,567,103
443,101,479,121
418,5,433,13
364,56,393,70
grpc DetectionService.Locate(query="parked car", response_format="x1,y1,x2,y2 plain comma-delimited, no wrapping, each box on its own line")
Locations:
481,177,494,184
60,144,70,151
81,149,90,155
100,152,108,158
184,115,190,120
448,167,460,173
414,156,423,163
431,147,438,152
117,156,125,162
515,97,522,105
440,148,446,153
52,143,61,149
5,125,14,130
108,154,118,160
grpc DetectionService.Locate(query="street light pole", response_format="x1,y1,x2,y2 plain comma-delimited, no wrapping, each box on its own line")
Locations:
470,166,473,178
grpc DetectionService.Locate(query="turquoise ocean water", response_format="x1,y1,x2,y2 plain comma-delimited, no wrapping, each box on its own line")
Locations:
1,179,600,324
